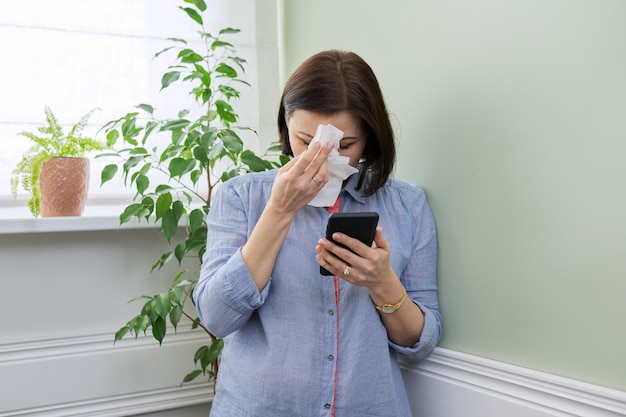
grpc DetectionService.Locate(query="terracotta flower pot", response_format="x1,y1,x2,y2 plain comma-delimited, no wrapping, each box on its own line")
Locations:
39,157,90,217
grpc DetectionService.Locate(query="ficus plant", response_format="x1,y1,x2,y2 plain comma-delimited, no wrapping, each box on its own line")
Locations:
97,0,287,386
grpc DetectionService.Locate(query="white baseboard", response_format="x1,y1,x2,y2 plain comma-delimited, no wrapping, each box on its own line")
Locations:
4,333,624,417
3,385,212,417
401,348,626,417
0,328,214,417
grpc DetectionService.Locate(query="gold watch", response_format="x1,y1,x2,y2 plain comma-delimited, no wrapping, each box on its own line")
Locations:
374,290,407,314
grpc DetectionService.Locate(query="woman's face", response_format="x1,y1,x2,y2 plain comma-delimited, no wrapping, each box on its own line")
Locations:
286,110,366,168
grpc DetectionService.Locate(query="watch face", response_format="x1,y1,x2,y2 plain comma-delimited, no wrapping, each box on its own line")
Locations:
381,305,396,314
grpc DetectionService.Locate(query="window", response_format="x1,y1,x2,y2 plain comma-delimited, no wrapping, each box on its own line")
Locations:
0,0,279,217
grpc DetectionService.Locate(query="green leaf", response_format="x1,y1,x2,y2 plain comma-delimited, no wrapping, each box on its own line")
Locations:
161,209,178,243
136,174,149,195
215,100,238,124
161,71,181,89
190,169,201,185
129,147,149,155
186,228,207,253
172,200,184,222
168,157,196,178
178,48,204,63
161,119,190,131
101,164,118,185
114,326,129,341
221,168,239,182
106,129,120,146
180,6,202,24
193,63,211,86
171,130,185,145
152,251,174,271
267,142,283,152
160,144,184,163
221,131,243,153
141,196,154,219
219,27,240,35
215,63,237,78
182,369,203,383
204,339,224,368
169,284,184,304
122,155,144,173
194,345,209,365
194,0,207,12
200,129,218,149
133,315,150,336
152,316,167,344
155,184,175,193
120,203,145,224
192,145,208,164
155,192,172,221
174,243,186,265
241,150,272,172
137,103,155,114
211,40,234,50
121,116,139,138
189,208,204,232
218,84,240,99
154,293,171,319
170,304,182,330
142,121,158,144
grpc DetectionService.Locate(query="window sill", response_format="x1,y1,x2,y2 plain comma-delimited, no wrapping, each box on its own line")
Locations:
0,216,160,235
0,204,158,235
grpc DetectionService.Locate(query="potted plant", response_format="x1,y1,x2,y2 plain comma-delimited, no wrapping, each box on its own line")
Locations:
98,0,287,387
11,106,104,217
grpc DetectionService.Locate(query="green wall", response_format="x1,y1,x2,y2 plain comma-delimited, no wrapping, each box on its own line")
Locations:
281,0,626,391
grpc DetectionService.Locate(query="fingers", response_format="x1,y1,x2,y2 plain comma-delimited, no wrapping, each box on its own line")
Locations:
295,141,334,180
316,227,392,285
315,235,365,277
269,142,333,213
372,227,389,251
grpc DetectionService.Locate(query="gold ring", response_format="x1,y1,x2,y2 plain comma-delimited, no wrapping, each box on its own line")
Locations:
343,264,351,275
312,177,322,187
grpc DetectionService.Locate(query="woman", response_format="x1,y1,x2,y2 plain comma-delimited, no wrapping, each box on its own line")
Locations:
194,50,442,417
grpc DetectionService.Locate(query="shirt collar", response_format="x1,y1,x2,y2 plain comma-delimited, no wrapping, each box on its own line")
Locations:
341,172,367,205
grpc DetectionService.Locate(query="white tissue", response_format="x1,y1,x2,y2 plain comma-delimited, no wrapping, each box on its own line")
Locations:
307,124,358,207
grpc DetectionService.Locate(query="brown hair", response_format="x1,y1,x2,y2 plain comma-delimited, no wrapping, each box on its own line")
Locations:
277,50,395,196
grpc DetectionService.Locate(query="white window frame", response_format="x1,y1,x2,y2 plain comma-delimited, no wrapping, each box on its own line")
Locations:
0,0,279,221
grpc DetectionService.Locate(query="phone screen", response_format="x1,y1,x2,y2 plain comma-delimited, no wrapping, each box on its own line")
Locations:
320,212,379,276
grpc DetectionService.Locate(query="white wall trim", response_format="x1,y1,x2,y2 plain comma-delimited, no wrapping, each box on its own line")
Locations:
401,347,626,417
2,385,213,417
5,334,625,416
0,328,214,417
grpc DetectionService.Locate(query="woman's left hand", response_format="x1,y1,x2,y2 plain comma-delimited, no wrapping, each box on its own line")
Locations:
316,227,395,290
318,226,425,347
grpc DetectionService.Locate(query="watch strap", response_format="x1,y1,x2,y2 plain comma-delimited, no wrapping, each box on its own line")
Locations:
374,289,407,313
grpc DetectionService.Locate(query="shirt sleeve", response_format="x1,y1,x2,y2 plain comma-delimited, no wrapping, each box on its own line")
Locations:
389,184,442,360
193,180,271,338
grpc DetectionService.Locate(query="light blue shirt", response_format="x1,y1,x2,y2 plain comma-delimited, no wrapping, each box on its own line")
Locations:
195,170,442,417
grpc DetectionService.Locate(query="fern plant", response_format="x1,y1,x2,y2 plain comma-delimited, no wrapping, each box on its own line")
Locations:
98,0,287,386
11,106,103,217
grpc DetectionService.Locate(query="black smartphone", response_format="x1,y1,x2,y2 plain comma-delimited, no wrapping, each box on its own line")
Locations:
320,212,379,276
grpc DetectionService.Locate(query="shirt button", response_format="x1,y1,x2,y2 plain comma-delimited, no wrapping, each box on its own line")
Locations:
328,309,335,316
327,354,334,361
324,403,331,410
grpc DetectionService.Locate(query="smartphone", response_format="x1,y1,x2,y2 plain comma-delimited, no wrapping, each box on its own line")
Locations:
320,212,379,276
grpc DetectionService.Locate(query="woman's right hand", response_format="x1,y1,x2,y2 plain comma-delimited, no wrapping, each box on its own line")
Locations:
268,141,334,215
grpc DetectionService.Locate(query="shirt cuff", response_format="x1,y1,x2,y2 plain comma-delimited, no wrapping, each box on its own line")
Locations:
388,301,440,360
217,248,271,314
